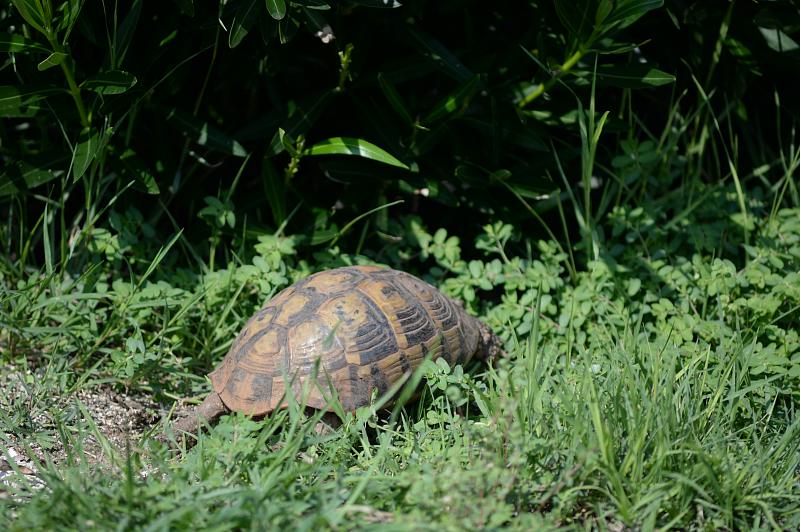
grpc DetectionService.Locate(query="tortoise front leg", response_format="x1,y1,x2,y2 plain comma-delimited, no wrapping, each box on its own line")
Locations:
170,392,229,437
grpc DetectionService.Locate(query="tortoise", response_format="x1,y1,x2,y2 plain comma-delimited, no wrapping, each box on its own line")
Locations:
171,265,502,436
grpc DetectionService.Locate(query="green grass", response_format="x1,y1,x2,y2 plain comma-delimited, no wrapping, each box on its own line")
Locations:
2,165,800,529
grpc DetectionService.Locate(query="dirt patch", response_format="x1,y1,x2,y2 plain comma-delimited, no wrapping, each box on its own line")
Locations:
1,367,165,491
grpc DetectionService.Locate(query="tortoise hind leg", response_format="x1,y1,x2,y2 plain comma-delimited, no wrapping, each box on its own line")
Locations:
475,320,505,363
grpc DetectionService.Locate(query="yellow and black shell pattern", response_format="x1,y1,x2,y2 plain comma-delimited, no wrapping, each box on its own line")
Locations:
209,265,481,415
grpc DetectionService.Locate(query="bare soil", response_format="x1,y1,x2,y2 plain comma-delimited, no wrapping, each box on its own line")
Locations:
1,367,164,495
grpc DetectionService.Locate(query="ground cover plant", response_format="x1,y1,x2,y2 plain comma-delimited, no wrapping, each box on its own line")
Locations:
2,0,800,529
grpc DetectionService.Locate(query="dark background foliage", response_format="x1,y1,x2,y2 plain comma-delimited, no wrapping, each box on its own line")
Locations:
1,0,798,272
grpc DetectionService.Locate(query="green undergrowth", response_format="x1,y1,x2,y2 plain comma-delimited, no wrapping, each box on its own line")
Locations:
2,175,800,530
3,0,800,529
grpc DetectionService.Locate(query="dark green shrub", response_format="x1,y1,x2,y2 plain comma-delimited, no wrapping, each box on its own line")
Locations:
1,0,797,271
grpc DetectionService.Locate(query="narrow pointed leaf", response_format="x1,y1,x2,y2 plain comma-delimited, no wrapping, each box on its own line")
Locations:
310,225,338,245
292,0,330,9
0,32,49,53
60,0,86,40
377,73,413,125
595,0,614,25
759,28,800,52
113,0,142,66
330,200,404,246
229,0,260,47
408,28,473,82
81,70,138,94
0,152,69,196
424,75,480,124
278,128,298,156
605,0,663,29
555,0,594,39
576,64,676,88
0,166,54,196
278,16,300,43
72,128,101,182
0,85,62,116
261,157,286,225
37,51,67,71
10,0,47,34
305,137,408,169
266,0,287,20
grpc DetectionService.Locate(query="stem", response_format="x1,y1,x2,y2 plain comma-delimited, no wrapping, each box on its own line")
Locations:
518,49,584,109
336,43,355,92
60,59,89,127
33,2,89,127
209,237,216,271
193,26,220,116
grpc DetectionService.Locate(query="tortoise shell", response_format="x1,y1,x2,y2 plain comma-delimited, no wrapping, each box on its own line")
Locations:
208,265,483,415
